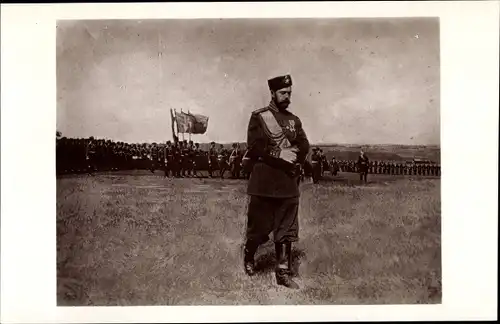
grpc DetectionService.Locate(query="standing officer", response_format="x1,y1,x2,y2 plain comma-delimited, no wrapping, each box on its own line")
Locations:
357,150,369,183
243,74,310,289
311,147,321,184
319,149,327,178
330,156,339,176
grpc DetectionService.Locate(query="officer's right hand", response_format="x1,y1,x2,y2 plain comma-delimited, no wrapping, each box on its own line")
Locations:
279,147,298,164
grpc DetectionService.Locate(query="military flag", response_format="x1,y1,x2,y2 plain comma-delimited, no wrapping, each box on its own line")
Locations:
189,113,209,134
174,110,209,135
170,109,179,143
175,111,192,134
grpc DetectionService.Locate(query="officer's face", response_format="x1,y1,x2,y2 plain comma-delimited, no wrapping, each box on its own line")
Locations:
272,87,292,109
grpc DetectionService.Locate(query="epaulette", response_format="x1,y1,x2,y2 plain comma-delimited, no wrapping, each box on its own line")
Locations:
251,107,269,115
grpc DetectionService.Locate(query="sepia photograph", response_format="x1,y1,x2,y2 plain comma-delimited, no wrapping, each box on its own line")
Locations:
55,18,442,306
2,1,499,322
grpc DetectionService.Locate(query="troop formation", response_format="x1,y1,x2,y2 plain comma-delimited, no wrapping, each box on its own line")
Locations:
56,137,249,179
56,137,440,179
309,146,441,183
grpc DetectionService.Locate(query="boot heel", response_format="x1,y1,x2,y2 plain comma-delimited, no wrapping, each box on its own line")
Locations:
275,269,299,289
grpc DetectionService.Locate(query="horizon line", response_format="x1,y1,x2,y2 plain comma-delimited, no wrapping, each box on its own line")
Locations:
57,136,440,147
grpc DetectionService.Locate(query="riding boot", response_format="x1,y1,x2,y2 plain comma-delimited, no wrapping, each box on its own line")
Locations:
244,240,259,276
275,242,299,289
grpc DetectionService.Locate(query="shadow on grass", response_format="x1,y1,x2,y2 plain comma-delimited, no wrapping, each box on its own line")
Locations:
255,248,306,277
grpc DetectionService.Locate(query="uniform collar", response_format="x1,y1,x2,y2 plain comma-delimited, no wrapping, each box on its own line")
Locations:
268,100,279,113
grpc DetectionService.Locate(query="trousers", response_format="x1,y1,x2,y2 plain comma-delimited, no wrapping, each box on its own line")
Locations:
246,195,299,245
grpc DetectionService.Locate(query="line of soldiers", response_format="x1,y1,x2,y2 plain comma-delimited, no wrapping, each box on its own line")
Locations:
56,137,440,179
310,147,441,183
163,140,247,179
56,137,250,179
346,160,441,176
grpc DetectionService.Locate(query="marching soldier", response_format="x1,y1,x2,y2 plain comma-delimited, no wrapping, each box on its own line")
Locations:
357,150,369,183
177,141,184,177
192,142,201,177
171,141,181,178
208,142,218,178
241,149,252,180
229,143,242,179
186,140,195,177
218,144,230,178
219,144,228,158
150,143,158,173
164,141,172,177
180,140,189,177
243,74,310,289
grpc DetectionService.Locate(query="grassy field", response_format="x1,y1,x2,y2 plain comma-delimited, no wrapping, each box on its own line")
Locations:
57,171,441,305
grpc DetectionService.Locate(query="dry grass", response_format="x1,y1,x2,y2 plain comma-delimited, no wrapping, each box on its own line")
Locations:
57,171,441,305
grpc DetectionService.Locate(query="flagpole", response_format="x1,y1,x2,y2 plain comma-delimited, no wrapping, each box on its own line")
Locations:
180,108,185,141
188,109,192,142
173,108,179,144
170,109,176,144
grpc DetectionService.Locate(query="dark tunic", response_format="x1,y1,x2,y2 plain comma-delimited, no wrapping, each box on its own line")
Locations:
245,100,310,244
246,101,310,198
357,154,369,173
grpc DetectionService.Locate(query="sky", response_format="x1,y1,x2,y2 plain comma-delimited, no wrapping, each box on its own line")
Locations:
57,18,440,145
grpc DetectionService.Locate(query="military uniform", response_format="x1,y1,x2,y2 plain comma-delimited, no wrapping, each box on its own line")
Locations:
179,141,187,177
208,143,218,178
357,152,369,183
331,157,339,176
241,149,253,180
170,143,177,177
229,144,242,179
163,142,172,177
190,143,200,177
218,145,229,178
311,148,322,183
187,143,194,177
243,74,310,289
